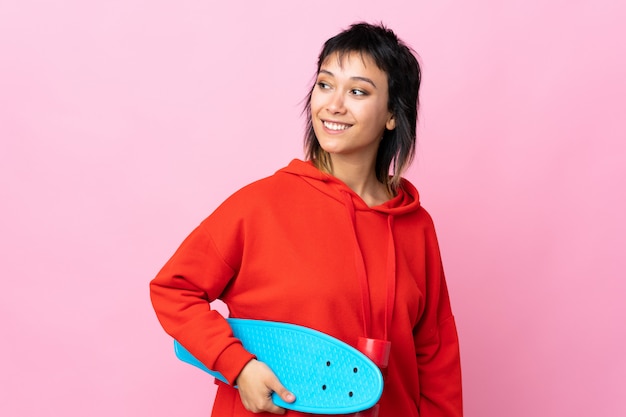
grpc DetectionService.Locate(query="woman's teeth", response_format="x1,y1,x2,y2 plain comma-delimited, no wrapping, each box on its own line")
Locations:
323,121,350,131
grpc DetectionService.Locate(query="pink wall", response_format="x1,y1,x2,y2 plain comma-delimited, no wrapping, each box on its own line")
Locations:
1,1,624,416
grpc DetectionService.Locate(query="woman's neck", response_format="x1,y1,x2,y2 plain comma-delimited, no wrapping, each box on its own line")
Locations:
329,156,391,207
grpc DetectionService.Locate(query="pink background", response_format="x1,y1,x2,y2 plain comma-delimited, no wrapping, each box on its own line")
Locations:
1,1,624,416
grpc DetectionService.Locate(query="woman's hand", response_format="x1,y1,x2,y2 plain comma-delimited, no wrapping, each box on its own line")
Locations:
235,359,296,414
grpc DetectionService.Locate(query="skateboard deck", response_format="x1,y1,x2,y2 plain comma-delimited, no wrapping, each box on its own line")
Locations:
174,319,383,414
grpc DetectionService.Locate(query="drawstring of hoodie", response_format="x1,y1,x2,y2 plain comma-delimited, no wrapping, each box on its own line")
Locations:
340,191,397,341
341,191,373,337
342,190,397,417
384,215,396,341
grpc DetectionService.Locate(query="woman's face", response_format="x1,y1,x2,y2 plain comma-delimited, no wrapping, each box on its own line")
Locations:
310,51,395,164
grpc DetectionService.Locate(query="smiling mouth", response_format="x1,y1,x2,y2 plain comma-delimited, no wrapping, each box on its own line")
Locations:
323,121,352,131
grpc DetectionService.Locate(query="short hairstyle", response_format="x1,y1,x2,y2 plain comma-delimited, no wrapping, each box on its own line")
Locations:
304,22,421,193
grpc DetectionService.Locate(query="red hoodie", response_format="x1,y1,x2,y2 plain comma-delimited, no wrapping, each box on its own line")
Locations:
150,159,462,417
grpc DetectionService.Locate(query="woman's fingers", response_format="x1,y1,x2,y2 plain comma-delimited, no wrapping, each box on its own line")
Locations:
236,359,295,414
269,380,296,405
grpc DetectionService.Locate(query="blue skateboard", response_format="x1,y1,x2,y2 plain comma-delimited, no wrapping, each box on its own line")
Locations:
174,319,383,414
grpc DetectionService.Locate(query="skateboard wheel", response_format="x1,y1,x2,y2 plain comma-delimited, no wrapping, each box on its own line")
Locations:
357,337,391,369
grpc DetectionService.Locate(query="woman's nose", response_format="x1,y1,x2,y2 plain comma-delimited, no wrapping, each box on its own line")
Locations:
327,91,346,114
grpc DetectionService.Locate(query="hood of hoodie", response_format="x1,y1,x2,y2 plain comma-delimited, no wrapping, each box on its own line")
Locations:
277,159,421,216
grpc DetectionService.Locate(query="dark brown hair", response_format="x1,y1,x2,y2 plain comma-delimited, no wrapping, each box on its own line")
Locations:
304,22,421,192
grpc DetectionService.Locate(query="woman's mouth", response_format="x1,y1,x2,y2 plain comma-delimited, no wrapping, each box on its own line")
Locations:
323,121,351,131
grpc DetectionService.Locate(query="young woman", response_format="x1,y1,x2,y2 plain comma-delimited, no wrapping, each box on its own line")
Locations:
150,22,462,417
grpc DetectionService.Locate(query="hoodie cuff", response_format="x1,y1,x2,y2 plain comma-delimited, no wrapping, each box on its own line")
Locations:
213,342,256,385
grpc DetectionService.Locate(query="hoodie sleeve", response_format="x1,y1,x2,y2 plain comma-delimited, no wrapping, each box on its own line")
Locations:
413,222,463,417
149,214,255,385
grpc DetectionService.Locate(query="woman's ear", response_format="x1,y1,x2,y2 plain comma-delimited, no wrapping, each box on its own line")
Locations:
386,114,396,131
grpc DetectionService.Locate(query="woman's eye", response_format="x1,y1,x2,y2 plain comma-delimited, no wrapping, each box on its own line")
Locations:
350,89,367,96
316,81,331,90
